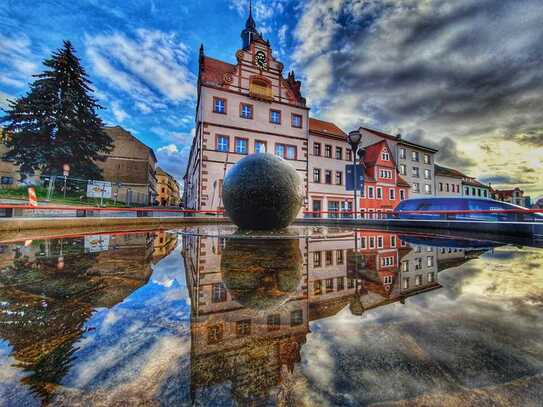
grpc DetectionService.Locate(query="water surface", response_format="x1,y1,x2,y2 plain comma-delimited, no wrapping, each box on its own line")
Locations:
0,227,542,406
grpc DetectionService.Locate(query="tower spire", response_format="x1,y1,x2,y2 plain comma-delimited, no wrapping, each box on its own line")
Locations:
241,0,262,49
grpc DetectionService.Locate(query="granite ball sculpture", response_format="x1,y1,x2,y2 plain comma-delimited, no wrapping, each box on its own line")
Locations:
222,153,303,230
221,239,302,310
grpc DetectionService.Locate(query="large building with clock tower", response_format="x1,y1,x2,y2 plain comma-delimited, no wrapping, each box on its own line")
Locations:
183,4,310,213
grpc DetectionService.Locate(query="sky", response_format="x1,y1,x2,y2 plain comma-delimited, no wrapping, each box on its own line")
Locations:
0,0,542,197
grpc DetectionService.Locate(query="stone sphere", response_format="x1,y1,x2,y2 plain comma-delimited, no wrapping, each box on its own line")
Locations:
221,239,302,310
223,153,303,230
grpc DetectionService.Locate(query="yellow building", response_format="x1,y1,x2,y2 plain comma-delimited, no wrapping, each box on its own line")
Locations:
156,167,181,206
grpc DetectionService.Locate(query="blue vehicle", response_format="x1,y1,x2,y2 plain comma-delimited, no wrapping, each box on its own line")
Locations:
393,197,543,222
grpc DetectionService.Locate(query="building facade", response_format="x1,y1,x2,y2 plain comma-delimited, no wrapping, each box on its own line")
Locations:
100,126,157,205
156,167,181,206
358,127,438,198
435,164,464,196
184,10,309,213
491,187,525,206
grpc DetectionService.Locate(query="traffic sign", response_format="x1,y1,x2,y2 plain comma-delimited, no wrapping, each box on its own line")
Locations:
346,164,364,191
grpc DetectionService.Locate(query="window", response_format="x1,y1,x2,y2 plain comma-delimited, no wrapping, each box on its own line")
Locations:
400,189,406,200
424,184,432,194
240,103,253,119
324,145,332,158
415,257,422,270
424,169,431,179
427,256,434,267
415,275,422,286
207,325,223,344
234,137,248,154
213,97,226,113
346,149,352,161
325,250,333,266
255,140,266,153
267,314,281,331
313,168,321,183
325,170,332,184
400,164,407,175
335,171,343,185
212,283,227,303
403,277,410,289
313,251,322,267
337,277,344,291
412,183,420,193
382,150,390,160
335,146,343,160
325,278,334,293
399,148,406,159
424,154,431,164
161,187,165,193
336,250,344,265
292,113,302,128
291,310,303,326
384,275,393,284
236,319,251,337
369,236,375,249
216,135,229,152
377,236,384,248
0,176,13,185
439,182,443,191
427,272,435,282
389,189,396,200
313,142,321,156
483,190,488,198
275,143,285,157
376,187,383,199
314,280,322,295
286,145,297,160
270,109,281,124
382,257,394,267
275,143,296,159
401,260,409,272
391,236,397,247
412,167,420,178
465,186,470,195
412,151,420,161
368,186,374,199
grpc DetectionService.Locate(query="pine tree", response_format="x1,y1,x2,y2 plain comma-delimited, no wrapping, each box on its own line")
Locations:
1,40,112,180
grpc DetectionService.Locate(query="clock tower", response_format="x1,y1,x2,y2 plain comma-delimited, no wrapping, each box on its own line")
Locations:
240,0,263,49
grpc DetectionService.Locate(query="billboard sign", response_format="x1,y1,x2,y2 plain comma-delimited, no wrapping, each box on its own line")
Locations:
84,235,110,253
87,180,112,198
346,164,364,191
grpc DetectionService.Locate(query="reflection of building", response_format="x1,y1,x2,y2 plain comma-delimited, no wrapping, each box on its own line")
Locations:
0,232,163,401
183,5,309,213
156,167,180,206
181,229,492,404
152,231,178,263
99,126,157,205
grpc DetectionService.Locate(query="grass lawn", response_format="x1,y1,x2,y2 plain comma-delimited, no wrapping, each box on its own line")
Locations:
0,186,138,208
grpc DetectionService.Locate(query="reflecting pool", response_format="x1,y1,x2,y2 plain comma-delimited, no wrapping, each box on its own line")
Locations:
0,227,542,405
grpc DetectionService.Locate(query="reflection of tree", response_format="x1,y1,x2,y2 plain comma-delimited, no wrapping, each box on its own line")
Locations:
0,233,156,402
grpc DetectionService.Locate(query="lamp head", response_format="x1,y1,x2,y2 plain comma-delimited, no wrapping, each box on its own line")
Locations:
347,130,362,147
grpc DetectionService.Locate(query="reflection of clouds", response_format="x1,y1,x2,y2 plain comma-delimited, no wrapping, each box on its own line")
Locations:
45,241,192,404
0,340,39,406
300,245,543,405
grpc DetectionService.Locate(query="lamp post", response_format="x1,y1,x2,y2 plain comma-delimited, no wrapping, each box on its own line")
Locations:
62,164,70,199
347,130,362,219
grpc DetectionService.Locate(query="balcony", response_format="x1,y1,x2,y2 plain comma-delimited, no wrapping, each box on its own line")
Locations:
249,82,273,102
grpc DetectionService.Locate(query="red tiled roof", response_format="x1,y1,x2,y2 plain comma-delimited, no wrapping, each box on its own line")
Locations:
363,140,386,165
493,188,523,198
200,56,236,85
309,118,346,139
397,176,410,187
435,164,468,179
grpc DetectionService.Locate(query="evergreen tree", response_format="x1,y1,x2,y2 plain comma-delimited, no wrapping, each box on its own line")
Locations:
1,40,112,180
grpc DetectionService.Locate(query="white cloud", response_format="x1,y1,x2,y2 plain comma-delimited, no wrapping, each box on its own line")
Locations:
110,100,129,122
0,34,39,89
157,144,179,155
85,29,196,110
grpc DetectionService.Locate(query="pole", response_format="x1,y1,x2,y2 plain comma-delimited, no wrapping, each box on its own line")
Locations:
63,175,67,199
353,146,358,219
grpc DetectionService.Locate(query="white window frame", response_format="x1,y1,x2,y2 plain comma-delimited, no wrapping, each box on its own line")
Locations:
389,188,396,200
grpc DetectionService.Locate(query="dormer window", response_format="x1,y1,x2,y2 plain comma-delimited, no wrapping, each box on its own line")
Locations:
382,150,390,160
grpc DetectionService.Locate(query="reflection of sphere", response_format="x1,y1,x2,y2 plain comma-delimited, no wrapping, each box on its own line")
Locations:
535,196,543,209
221,239,302,310
223,154,303,230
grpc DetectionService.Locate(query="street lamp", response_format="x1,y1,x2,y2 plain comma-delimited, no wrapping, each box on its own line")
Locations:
347,130,362,219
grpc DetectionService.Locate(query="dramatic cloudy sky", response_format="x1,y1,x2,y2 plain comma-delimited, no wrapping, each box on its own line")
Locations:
1,0,542,196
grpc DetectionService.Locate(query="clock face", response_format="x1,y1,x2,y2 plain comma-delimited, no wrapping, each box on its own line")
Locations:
255,50,267,69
